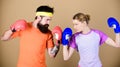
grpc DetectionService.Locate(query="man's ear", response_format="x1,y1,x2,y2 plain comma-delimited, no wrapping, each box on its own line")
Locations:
37,16,42,19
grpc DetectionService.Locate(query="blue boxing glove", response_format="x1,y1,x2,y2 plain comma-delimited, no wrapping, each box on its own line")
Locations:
62,27,72,45
107,17,120,33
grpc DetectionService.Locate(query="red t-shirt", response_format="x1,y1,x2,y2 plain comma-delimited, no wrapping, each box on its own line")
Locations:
11,22,54,67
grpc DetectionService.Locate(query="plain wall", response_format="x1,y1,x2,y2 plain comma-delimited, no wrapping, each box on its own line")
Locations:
0,0,120,67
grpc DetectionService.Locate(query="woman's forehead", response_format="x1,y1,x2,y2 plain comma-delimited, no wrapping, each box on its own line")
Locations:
73,19,79,23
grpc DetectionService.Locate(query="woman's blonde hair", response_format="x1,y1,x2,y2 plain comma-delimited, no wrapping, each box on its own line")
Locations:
73,13,90,24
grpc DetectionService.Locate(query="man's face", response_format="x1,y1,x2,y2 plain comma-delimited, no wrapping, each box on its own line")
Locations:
37,16,52,33
38,16,52,25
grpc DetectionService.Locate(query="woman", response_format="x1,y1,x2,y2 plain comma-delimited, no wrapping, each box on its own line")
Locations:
63,13,120,67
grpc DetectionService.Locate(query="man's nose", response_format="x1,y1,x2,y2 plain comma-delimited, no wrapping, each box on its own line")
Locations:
46,21,50,24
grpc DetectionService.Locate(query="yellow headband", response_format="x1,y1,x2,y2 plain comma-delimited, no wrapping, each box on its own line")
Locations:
36,12,53,17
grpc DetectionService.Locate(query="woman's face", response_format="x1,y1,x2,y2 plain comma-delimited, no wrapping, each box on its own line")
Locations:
72,19,85,32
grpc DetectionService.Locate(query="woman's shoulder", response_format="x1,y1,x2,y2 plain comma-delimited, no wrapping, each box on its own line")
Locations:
91,29,104,33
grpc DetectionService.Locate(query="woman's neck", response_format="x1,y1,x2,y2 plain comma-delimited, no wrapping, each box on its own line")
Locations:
82,26,91,34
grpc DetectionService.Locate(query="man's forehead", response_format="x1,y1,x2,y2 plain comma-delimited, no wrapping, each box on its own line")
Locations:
43,16,52,19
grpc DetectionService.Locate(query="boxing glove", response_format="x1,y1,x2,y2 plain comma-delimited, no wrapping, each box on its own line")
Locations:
107,17,120,33
62,27,72,45
51,26,62,57
10,19,27,32
52,26,62,45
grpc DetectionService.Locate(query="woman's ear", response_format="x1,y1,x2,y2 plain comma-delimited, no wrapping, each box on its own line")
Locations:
83,21,87,25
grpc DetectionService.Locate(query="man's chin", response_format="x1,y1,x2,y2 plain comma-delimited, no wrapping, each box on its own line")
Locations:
37,24,49,33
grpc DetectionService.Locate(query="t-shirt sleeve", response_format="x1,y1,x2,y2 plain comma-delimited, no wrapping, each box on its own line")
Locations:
10,31,21,39
69,34,78,51
94,30,108,45
47,33,54,48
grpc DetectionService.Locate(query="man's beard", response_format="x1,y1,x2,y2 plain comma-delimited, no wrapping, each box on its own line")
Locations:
37,23,49,33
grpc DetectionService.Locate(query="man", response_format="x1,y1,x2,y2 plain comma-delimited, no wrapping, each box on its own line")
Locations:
1,5,60,67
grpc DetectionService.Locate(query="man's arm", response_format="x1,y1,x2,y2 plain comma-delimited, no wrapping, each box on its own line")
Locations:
48,26,62,58
1,19,27,41
1,29,13,41
50,42,60,58
48,45,60,58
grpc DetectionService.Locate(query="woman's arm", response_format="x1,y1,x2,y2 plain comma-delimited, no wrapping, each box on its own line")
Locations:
105,34,120,47
63,45,75,60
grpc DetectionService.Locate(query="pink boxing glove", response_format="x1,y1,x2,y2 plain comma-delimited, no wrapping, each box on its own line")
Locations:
10,19,27,32
51,26,62,57
52,26,62,45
